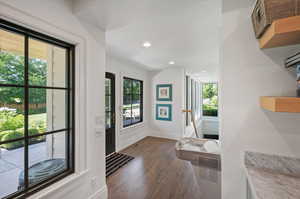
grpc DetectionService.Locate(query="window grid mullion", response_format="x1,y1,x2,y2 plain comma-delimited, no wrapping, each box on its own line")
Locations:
130,80,133,125
140,83,143,123
24,35,29,190
66,46,70,171
0,128,70,145
0,84,69,90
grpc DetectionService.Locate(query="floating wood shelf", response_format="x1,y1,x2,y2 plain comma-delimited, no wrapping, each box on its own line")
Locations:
259,16,300,49
260,96,300,113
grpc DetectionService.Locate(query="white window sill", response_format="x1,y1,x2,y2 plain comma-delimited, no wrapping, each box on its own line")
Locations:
202,116,219,121
120,122,145,133
29,170,89,199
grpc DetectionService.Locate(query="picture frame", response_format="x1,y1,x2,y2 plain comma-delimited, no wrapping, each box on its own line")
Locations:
156,84,172,101
156,104,172,121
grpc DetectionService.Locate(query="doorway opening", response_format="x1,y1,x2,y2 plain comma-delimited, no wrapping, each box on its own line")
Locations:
105,72,116,156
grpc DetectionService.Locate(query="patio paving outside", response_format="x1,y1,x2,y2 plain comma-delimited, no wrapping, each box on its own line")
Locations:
0,142,47,198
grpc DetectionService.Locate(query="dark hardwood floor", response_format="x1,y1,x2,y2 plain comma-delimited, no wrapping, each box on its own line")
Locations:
106,137,220,199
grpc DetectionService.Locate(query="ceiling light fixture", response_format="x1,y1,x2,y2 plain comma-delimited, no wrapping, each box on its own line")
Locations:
169,61,175,65
202,70,207,73
142,41,152,48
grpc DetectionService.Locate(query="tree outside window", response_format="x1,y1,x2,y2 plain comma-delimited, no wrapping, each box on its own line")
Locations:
202,83,218,117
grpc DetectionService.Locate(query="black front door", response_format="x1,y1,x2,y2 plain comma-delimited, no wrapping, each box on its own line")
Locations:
105,72,116,156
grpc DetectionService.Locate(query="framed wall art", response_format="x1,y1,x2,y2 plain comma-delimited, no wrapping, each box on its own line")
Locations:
156,104,172,121
156,84,172,101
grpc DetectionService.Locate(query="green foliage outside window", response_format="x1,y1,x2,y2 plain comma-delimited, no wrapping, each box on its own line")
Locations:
202,83,218,117
0,51,47,149
0,51,47,107
1,130,24,149
0,109,46,149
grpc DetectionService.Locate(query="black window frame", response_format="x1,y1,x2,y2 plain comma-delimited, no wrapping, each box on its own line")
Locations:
122,77,143,128
185,75,190,126
0,19,75,199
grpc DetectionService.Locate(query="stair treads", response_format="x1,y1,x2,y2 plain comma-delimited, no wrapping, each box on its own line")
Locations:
106,153,124,165
105,153,134,177
106,152,122,162
106,155,131,171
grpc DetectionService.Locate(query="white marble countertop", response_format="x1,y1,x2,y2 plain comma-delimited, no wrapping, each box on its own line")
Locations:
244,151,300,199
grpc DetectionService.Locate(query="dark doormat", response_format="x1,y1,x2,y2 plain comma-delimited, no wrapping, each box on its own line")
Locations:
106,153,134,177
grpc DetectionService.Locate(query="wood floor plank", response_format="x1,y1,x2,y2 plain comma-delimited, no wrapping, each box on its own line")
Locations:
106,137,221,199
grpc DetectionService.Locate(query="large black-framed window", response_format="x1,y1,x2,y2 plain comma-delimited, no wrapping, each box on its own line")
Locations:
0,19,75,199
123,77,143,128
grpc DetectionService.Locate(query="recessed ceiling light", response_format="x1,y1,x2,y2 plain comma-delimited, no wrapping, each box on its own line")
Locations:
202,70,207,72
169,61,175,65
142,41,152,48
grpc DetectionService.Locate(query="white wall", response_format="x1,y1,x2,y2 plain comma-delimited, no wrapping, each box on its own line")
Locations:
221,0,300,198
0,1,107,199
106,55,152,151
150,67,185,140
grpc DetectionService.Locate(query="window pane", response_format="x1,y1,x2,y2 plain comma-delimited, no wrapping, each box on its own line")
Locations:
123,94,131,105
0,140,25,198
202,83,218,117
105,112,111,129
105,78,111,95
27,131,67,187
132,94,141,104
0,29,25,85
29,39,67,88
132,105,141,124
123,108,132,126
0,87,24,143
123,79,131,94
123,94,132,126
132,80,141,94
29,89,66,133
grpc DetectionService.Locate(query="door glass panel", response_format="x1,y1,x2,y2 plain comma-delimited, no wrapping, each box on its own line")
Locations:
0,29,25,85
105,73,115,155
105,112,111,129
29,39,67,88
105,96,111,112
105,78,111,95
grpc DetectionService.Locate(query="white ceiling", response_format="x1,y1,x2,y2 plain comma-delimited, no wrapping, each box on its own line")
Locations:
73,0,222,80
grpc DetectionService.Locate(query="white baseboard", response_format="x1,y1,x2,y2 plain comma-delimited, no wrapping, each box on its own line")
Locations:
117,134,146,152
89,185,108,199
148,134,179,141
